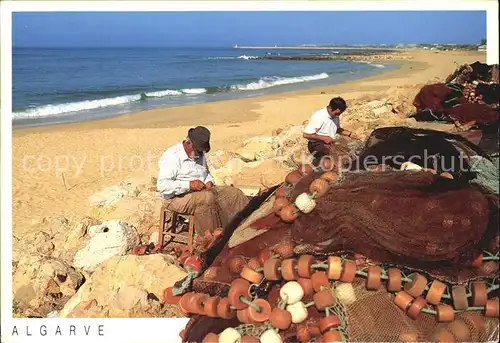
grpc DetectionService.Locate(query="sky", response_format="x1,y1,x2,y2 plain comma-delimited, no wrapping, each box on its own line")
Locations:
12,11,487,48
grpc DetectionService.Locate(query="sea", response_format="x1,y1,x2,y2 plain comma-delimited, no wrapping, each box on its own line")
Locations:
12,47,397,128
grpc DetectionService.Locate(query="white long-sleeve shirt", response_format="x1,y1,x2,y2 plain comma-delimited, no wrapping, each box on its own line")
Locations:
156,142,214,200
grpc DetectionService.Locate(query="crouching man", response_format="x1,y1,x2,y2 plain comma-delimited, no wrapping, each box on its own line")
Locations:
303,97,360,166
157,126,249,235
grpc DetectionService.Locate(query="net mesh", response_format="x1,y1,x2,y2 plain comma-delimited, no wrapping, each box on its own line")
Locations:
181,127,499,342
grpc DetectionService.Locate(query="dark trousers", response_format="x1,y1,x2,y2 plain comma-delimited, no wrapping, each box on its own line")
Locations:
308,141,330,166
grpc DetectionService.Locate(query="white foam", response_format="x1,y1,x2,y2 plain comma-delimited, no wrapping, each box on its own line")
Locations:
232,73,329,91
237,55,258,60
181,88,207,94
370,63,386,68
13,94,141,119
146,89,182,97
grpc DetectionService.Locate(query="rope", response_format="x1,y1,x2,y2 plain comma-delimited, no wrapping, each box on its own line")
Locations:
172,269,199,296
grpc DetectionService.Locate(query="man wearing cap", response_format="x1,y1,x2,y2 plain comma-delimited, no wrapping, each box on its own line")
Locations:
156,126,249,236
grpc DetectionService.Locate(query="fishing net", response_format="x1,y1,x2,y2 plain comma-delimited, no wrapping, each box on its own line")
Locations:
175,127,499,343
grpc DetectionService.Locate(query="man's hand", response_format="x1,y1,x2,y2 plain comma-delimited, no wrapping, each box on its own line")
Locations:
189,180,206,191
205,181,214,190
323,136,334,145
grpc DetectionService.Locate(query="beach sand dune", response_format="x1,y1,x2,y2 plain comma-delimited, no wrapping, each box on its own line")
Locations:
12,50,486,236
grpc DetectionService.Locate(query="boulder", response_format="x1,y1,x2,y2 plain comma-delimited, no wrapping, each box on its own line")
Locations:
88,185,128,208
235,140,275,162
73,220,140,272
13,254,84,310
276,125,304,148
59,254,187,318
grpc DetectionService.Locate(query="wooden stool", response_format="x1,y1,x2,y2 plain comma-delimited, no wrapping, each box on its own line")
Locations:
157,205,195,250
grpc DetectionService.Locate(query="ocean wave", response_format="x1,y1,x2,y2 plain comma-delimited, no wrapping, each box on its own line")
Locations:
13,72,330,119
369,63,386,68
237,55,258,60
232,73,329,91
13,94,141,119
145,89,183,97
181,88,207,94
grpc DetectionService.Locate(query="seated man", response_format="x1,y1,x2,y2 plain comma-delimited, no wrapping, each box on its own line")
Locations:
157,126,250,236
303,97,360,166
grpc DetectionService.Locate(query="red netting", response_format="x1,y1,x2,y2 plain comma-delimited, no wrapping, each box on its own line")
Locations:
179,128,499,343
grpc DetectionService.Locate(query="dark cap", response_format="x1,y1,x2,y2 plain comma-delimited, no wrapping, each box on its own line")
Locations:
188,126,211,153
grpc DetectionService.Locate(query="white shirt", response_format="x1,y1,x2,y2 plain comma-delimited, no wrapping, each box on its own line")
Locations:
156,142,214,200
303,108,341,140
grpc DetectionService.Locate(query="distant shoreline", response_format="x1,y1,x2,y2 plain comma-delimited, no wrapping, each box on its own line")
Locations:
233,46,401,50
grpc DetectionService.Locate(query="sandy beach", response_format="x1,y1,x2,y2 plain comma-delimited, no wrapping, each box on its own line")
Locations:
12,50,486,236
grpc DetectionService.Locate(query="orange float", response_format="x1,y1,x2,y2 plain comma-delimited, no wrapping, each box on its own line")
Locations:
274,197,290,214
285,170,303,185
403,273,427,297
217,298,235,319
275,186,287,198
203,297,221,318
339,260,357,283
247,299,272,322
311,271,330,292
279,205,299,223
163,287,182,304
298,255,315,278
228,255,246,274
321,171,338,182
322,330,342,343
319,315,342,333
281,258,300,280
471,282,488,306
394,291,414,311
451,285,469,310
406,297,427,319
485,299,499,317
228,280,251,310
309,178,330,198
327,256,342,280
270,308,292,330
387,268,402,292
240,266,264,284
436,304,455,322
366,266,382,290
426,280,447,305
263,258,282,280
314,290,337,311
298,277,315,298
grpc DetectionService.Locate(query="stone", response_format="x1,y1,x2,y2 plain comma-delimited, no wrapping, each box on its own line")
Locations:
235,138,275,162
276,125,304,148
30,232,55,255
59,254,187,318
89,185,128,208
12,254,84,310
73,220,140,272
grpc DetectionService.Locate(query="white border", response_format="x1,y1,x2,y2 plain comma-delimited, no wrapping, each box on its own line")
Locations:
1,1,498,343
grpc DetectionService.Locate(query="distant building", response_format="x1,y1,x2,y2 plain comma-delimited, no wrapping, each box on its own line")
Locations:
478,45,487,51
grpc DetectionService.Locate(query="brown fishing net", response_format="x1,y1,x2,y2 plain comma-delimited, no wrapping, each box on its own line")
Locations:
177,127,499,342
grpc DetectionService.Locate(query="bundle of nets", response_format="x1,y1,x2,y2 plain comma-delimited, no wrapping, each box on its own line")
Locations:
171,127,499,343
